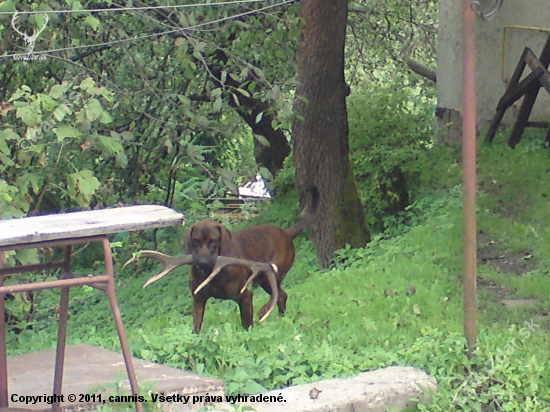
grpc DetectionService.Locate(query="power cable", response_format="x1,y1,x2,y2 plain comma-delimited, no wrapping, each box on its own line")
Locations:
1,0,295,59
0,0,284,16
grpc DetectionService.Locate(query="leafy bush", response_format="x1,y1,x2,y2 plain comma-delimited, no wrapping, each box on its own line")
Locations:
347,82,436,232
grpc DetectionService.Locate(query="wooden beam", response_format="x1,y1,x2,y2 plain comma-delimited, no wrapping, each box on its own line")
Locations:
496,68,543,111
526,121,550,128
545,124,550,145
524,49,550,95
508,34,550,147
486,48,530,143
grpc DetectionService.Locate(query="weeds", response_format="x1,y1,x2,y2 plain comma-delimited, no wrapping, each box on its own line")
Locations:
6,99,550,412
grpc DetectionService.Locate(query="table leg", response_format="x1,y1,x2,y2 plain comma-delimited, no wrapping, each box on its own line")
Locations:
52,246,71,412
101,238,143,412
0,251,8,408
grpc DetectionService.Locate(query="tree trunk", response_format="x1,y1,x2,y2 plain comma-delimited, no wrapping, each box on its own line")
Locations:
292,0,370,269
236,100,291,175
209,49,291,176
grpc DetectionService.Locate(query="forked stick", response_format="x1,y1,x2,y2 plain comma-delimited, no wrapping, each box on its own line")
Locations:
123,252,279,323
240,262,278,294
191,256,279,322
122,251,192,288
192,257,278,294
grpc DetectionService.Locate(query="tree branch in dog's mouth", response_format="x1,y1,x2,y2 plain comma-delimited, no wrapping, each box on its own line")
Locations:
123,251,279,323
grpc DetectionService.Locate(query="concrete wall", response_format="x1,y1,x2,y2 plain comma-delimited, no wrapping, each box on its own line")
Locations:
436,0,550,143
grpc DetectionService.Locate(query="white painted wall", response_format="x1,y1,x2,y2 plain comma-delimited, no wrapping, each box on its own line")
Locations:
437,0,550,142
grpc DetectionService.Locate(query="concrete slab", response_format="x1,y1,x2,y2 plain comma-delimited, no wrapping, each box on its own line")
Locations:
226,366,437,412
7,344,223,411
162,366,437,412
500,299,539,309
111,366,436,412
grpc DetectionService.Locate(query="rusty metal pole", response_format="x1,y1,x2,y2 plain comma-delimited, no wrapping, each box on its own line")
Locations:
462,0,477,353
0,251,7,408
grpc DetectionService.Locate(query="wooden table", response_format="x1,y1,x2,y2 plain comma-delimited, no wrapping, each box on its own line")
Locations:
0,205,185,412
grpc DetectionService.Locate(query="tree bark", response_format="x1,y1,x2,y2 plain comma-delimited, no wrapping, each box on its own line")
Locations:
405,58,437,83
234,98,291,175
292,0,370,269
209,49,291,176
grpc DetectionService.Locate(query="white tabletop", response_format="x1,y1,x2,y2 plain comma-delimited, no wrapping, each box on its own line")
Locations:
0,205,185,247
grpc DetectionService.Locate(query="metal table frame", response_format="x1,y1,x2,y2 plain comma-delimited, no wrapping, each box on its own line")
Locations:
0,205,185,412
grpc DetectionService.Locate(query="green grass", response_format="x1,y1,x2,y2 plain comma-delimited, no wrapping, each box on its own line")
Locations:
7,133,550,411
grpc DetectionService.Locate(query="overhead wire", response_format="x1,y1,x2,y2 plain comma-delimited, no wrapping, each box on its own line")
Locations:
1,0,296,59
0,0,282,15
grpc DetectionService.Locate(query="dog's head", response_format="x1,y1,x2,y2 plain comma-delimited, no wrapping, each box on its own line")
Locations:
184,220,232,273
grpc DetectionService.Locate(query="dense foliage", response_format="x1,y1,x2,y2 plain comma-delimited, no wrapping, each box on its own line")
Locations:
1,0,437,220
6,2,548,412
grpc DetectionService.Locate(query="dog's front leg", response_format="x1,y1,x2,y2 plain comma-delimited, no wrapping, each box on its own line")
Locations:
237,289,254,330
192,296,208,334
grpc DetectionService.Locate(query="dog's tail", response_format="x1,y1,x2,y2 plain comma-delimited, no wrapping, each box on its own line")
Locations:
285,185,320,240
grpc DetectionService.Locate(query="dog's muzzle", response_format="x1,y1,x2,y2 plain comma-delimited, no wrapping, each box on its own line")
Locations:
194,256,215,274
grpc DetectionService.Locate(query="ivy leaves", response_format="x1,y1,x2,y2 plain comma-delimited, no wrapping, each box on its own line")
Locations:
0,78,129,217
67,170,101,207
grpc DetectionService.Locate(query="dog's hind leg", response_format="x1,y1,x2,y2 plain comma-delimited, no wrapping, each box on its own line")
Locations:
259,282,287,317
237,289,254,330
277,288,287,315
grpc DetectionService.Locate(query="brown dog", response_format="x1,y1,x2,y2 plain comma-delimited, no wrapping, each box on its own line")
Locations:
185,186,319,333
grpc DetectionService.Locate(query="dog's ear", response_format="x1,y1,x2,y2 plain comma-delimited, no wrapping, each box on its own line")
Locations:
217,224,232,255
184,225,194,254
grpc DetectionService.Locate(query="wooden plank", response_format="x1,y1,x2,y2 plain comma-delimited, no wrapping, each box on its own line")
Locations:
526,121,550,128
0,205,184,247
486,48,530,143
206,197,270,205
508,85,541,148
206,198,246,205
485,107,507,143
525,49,550,95
495,68,543,111
508,48,530,87
490,35,550,146
538,71,550,95
509,41,550,148
210,212,258,220
545,124,550,145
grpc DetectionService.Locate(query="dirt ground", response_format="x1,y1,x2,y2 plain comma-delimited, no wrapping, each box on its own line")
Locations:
477,230,537,276
477,230,550,319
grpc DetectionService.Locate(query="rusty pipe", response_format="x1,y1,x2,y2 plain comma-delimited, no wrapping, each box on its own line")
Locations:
462,0,478,353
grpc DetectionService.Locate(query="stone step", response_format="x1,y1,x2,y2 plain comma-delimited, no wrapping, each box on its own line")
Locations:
213,366,436,412
193,366,437,412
